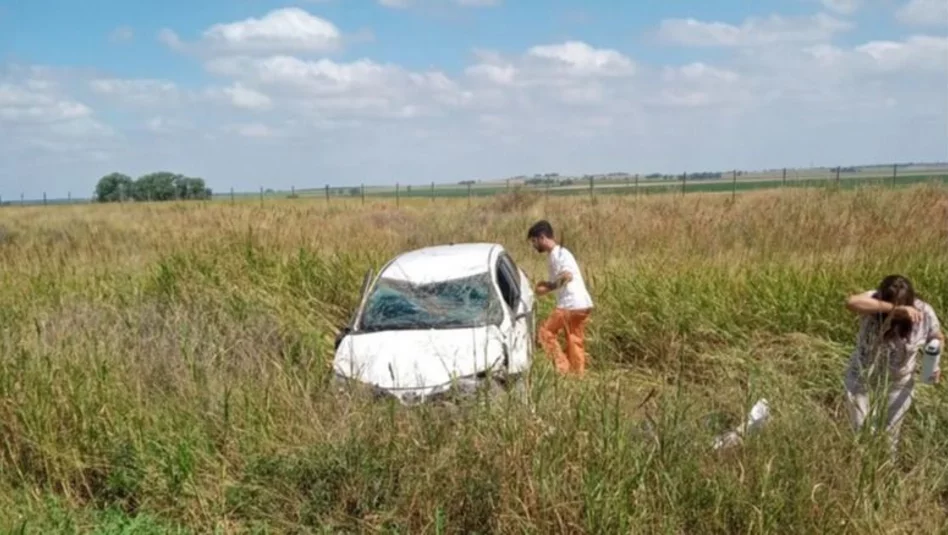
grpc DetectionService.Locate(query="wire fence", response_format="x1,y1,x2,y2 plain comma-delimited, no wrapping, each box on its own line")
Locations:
4,164,948,208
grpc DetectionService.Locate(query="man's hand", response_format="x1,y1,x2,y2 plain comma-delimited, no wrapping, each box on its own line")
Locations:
535,281,552,296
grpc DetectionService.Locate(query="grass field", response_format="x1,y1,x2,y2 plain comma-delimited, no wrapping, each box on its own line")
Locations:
1,184,948,533
219,170,948,203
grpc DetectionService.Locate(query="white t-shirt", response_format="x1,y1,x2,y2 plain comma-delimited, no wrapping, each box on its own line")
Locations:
548,245,593,311
847,290,941,385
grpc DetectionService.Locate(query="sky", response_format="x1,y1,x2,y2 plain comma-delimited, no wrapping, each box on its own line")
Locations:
1,0,946,199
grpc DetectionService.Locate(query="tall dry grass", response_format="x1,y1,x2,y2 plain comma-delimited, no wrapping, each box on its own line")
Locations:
1,184,947,533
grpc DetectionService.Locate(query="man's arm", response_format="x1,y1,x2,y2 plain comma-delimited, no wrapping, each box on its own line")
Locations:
548,270,573,289
536,271,571,295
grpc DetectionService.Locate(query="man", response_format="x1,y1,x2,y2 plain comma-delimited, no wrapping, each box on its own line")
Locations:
527,220,594,376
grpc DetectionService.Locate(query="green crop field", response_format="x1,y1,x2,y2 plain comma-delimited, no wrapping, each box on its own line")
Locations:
1,183,947,533
214,169,948,204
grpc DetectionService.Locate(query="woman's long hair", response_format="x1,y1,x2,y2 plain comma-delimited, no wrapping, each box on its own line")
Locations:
873,274,917,340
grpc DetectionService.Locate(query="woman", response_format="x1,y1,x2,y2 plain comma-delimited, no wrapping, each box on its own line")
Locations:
843,274,944,455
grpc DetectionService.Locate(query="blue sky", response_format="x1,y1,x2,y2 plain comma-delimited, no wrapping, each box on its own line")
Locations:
1,0,946,198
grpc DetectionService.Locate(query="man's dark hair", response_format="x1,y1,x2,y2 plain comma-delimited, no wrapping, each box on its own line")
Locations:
527,220,554,240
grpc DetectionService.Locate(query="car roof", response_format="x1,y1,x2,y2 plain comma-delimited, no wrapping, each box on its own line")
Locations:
378,242,504,284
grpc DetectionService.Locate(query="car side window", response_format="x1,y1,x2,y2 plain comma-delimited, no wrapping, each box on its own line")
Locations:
496,254,521,311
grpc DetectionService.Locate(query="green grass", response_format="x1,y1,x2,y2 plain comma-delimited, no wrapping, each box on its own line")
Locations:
212,173,948,203
1,184,947,533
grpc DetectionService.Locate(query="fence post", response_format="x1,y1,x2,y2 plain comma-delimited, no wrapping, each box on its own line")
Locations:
67,192,71,203
43,192,47,206
259,186,264,207
230,187,235,205
467,183,472,207
325,185,329,203
732,170,737,201
589,175,594,201
291,185,296,198
835,166,841,186
892,164,898,188
431,181,435,202
635,174,639,197
782,168,786,187
361,184,366,205
506,179,510,191
681,172,687,196
21,193,24,205
396,183,400,208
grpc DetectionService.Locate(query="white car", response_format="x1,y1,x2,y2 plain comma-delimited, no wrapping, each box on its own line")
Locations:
332,242,536,405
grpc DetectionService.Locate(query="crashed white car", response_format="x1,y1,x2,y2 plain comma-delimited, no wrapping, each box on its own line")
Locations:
332,242,536,405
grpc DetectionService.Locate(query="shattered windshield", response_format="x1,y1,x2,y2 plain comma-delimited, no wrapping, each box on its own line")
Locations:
359,272,504,331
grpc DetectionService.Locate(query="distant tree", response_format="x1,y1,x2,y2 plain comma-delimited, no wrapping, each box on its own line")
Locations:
173,175,212,200
130,172,175,201
94,172,134,202
94,171,211,203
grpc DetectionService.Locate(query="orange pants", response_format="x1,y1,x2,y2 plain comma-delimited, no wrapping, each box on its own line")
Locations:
538,308,591,375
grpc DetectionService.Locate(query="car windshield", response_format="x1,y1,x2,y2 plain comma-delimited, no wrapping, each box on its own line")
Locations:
358,272,503,332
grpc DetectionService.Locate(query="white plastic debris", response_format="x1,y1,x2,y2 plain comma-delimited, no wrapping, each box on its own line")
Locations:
712,398,770,451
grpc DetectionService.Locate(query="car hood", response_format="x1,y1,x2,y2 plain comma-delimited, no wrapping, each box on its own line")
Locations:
332,325,506,393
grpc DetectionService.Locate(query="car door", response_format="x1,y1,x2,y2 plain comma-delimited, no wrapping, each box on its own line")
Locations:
496,252,532,376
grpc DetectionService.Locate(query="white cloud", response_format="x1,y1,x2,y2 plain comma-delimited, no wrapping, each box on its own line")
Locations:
657,12,853,47
663,62,740,83
526,41,635,76
203,54,468,119
896,0,948,26
465,63,517,85
89,78,180,106
805,35,948,73
0,83,92,124
161,8,343,55
221,83,272,110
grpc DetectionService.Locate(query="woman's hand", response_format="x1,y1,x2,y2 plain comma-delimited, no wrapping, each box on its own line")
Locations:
892,305,922,324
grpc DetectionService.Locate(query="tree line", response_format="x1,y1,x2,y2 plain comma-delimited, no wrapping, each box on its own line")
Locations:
94,172,212,203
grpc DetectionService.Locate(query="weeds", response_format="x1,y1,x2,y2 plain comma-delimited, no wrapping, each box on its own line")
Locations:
0,185,947,533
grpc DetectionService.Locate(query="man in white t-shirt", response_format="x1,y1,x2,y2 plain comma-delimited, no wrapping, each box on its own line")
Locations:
527,220,594,376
